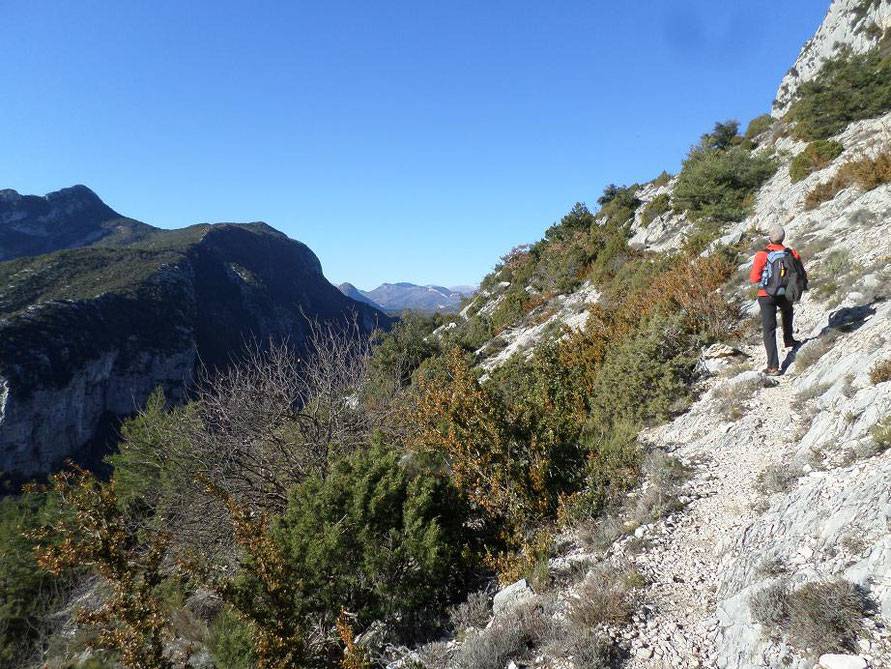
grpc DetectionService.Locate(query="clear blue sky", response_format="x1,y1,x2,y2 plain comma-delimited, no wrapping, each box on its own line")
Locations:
1,1,828,289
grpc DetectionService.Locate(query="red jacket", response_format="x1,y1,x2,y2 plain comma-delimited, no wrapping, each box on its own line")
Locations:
750,244,801,298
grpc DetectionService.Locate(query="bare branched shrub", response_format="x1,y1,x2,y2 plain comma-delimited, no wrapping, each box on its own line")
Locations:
869,358,891,384
543,626,616,669
872,415,891,453
804,150,891,210
637,451,691,516
453,595,556,669
190,320,374,508
795,333,838,371
754,556,788,579
567,564,642,629
713,375,761,421
113,317,402,557
756,463,803,495
448,589,492,634
412,641,451,669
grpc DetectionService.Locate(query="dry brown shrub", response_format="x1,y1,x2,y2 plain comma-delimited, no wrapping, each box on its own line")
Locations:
869,357,891,384
805,150,891,209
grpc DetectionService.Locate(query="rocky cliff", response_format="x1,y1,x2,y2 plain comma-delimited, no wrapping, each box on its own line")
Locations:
0,196,390,479
773,0,891,115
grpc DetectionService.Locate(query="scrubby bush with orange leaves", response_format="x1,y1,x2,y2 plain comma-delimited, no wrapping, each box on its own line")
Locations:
30,467,178,669
410,247,739,579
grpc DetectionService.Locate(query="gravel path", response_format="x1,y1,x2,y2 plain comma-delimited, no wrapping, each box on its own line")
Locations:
621,350,806,668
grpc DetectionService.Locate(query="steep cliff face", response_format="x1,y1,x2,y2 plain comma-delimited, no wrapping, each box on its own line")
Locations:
0,185,153,260
0,210,390,479
773,0,891,115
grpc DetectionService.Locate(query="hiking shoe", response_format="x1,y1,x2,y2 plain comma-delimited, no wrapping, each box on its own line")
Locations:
784,339,802,348
763,367,781,376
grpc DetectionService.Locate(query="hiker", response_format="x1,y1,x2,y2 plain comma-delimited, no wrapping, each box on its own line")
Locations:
750,225,807,375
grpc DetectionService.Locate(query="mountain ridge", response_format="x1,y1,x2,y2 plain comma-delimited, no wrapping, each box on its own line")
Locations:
0,187,391,478
337,281,476,313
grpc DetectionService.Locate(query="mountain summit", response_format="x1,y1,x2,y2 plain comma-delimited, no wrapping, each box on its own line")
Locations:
0,185,154,260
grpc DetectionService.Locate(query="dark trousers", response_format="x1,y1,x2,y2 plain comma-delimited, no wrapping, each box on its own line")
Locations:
758,295,794,370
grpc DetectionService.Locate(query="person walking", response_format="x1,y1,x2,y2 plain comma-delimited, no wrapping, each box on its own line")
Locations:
750,225,807,375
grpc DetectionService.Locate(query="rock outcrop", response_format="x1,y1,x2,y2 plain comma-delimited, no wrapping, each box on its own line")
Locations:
773,0,891,116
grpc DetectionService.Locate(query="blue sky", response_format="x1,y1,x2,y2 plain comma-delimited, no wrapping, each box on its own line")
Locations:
1,1,827,288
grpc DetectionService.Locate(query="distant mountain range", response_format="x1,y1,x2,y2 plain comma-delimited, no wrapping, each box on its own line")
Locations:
337,281,476,313
0,185,390,478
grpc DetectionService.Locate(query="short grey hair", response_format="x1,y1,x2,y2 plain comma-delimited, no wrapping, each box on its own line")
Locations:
768,225,786,243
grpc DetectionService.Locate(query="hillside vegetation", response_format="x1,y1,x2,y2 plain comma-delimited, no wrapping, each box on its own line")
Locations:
4,4,891,669
1,130,748,667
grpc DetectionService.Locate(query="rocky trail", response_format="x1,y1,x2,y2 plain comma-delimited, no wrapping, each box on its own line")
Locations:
623,355,806,668
610,290,891,669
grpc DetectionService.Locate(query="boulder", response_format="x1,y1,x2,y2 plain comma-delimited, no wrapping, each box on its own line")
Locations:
492,578,534,615
817,654,868,669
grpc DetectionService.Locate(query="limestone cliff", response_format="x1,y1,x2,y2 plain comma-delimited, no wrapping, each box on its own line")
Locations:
773,0,891,116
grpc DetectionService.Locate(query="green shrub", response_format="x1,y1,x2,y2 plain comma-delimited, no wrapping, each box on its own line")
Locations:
490,285,535,333
652,170,672,187
640,193,671,227
367,311,438,390
208,607,256,669
673,131,776,223
596,184,641,226
543,201,596,242
106,388,199,511
789,140,844,182
787,47,891,140
745,113,774,142
585,314,697,429
0,490,71,668
270,440,474,640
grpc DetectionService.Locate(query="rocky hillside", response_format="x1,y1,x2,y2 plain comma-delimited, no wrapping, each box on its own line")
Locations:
0,191,390,479
773,0,891,115
4,3,891,669
389,2,891,668
0,185,154,260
